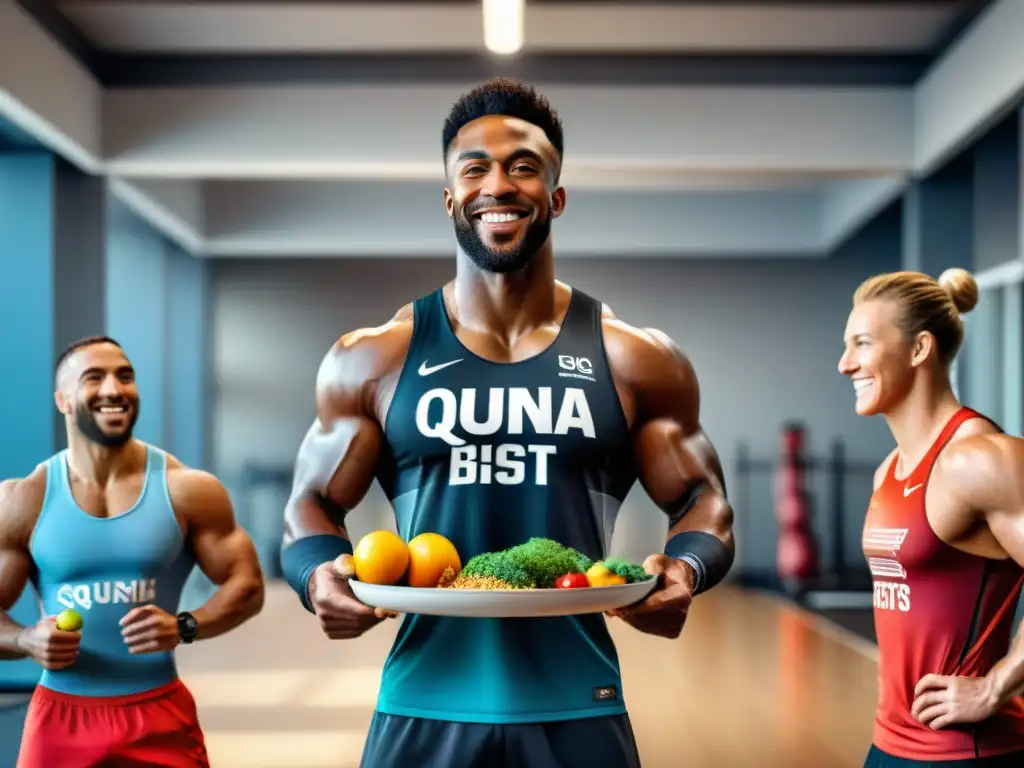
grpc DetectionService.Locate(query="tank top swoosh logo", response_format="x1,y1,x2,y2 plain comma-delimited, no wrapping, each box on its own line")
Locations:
903,483,923,497
418,359,463,376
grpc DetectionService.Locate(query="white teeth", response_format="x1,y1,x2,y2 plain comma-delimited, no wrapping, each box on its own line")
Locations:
853,379,874,393
480,212,522,224
98,406,125,414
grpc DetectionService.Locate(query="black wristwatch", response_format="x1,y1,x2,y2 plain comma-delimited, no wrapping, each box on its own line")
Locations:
177,612,199,644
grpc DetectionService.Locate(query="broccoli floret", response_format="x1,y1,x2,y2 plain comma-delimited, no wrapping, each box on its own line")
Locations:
460,538,595,589
461,551,536,588
508,538,596,588
567,546,595,574
600,558,649,584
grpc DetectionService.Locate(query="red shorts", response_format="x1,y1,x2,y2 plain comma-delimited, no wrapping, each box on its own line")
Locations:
16,678,209,768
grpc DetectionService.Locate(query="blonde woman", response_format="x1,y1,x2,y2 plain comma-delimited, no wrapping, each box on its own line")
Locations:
839,268,1024,766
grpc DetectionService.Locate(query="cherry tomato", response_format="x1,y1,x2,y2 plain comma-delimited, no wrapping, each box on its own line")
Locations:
556,573,589,589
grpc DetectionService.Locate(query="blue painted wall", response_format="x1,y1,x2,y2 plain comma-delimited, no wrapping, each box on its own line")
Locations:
167,242,211,469
0,153,55,688
105,200,169,446
0,154,56,478
0,116,42,150
105,203,212,463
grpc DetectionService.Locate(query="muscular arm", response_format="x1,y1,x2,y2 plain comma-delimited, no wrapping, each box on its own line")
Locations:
170,470,264,640
0,475,44,659
280,310,412,610
940,435,1024,707
607,323,735,594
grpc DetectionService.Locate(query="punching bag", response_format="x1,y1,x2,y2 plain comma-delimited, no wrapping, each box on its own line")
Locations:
775,423,819,590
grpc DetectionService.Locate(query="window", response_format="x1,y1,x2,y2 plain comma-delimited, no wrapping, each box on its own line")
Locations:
958,260,1023,436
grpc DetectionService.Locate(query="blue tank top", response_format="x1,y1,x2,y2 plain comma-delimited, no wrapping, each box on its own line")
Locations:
29,446,195,697
375,287,637,723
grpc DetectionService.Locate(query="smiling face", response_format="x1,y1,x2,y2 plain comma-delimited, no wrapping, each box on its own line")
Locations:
444,114,565,273
55,342,140,447
838,299,929,417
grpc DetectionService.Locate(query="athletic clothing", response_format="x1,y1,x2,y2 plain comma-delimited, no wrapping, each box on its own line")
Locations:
862,407,1024,761
30,446,195,697
360,711,641,768
374,287,637,724
864,744,1024,767
20,445,205,764
16,678,209,768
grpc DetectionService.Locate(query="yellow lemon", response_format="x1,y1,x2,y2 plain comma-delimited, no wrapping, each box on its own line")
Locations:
586,563,626,587
55,609,83,632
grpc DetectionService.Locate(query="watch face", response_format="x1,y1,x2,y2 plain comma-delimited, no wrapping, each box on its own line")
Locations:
179,613,198,639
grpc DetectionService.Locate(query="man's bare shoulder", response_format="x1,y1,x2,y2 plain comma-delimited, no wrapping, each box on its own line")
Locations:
0,465,49,543
155,445,187,471
165,467,233,521
317,304,416,392
600,312,695,392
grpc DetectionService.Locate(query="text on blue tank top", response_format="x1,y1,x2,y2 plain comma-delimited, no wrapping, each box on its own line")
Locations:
29,447,195,697
375,288,638,723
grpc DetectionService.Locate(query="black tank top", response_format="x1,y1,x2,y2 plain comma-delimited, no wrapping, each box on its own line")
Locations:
374,286,638,723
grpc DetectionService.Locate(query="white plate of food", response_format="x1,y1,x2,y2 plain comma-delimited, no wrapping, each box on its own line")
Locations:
343,534,658,619
349,577,658,618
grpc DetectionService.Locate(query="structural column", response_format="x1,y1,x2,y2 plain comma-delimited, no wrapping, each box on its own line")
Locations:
902,159,974,276
973,114,1020,272
106,198,169,446
166,242,212,470
961,112,1023,435
0,153,108,688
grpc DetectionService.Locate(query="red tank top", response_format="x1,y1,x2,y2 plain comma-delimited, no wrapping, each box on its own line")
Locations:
863,407,1024,760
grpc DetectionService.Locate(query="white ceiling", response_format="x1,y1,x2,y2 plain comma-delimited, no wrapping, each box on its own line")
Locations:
3,0,1012,259
55,1,973,55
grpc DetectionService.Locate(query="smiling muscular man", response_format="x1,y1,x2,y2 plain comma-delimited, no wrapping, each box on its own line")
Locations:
280,79,736,768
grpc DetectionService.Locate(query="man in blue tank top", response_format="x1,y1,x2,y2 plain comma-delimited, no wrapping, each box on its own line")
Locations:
280,79,736,767
0,336,265,767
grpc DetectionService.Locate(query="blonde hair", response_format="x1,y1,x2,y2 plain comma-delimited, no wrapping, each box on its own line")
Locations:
853,267,978,364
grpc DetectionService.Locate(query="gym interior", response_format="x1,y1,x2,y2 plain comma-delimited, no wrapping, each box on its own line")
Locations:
2,1,1023,766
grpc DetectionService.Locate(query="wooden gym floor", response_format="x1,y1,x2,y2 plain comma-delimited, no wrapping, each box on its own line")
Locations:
0,583,881,767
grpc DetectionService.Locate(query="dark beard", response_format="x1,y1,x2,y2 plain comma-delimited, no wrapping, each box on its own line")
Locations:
75,401,139,447
454,209,552,273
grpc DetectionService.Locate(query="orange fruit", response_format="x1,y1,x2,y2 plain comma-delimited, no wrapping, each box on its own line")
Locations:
406,533,462,588
352,530,409,585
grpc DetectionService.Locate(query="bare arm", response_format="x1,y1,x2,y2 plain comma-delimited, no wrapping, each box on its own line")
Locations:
608,323,735,593
0,471,77,669
281,310,412,610
0,479,36,659
171,470,264,640
941,435,1024,708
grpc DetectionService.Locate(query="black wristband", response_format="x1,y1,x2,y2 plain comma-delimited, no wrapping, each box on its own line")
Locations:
280,535,353,613
664,531,734,595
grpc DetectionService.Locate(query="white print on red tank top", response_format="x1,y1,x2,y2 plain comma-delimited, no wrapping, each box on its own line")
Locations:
863,513,912,612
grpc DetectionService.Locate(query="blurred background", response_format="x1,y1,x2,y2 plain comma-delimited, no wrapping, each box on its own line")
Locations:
1,0,1022,765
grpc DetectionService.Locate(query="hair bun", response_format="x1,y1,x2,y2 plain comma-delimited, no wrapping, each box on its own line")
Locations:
938,267,979,315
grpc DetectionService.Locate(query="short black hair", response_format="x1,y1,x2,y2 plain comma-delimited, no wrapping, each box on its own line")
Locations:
442,77,564,172
54,336,123,383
